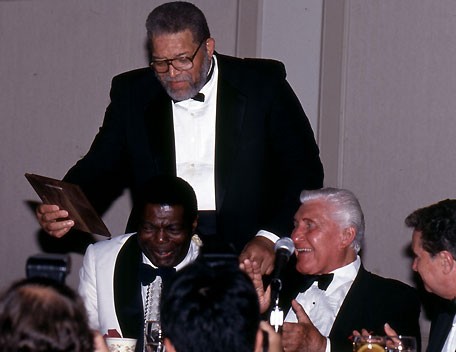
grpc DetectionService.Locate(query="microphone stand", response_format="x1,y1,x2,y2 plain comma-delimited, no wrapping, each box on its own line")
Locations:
268,237,295,332
269,278,284,332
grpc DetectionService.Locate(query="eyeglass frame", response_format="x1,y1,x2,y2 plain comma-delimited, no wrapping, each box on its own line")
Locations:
149,39,206,73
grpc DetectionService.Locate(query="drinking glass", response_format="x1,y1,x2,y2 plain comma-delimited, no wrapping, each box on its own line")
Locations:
353,335,386,352
144,320,164,352
353,335,417,352
385,335,417,352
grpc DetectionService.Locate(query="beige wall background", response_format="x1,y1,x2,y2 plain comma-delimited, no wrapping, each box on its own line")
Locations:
1,0,456,348
319,0,456,345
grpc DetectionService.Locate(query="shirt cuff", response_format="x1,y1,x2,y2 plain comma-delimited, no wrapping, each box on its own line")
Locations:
256,230,280,244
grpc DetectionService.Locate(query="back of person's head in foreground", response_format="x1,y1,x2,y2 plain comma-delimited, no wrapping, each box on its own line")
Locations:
0,276,94,352
160,259,262,352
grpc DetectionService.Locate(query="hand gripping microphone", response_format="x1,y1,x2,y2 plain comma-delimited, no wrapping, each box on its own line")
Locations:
269,237,295,332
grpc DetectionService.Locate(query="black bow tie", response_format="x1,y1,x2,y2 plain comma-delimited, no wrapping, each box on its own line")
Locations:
192,92,205,102
299,273,334,292
139,263,176,286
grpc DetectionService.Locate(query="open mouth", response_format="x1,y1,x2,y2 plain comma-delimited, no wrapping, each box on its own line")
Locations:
154,249,173,258
296,248,312,253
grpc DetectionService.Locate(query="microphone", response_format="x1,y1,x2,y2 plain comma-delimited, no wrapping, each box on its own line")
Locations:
271,237,295,281
269,237,295,332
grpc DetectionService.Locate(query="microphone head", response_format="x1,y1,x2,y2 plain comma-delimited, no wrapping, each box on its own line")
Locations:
274,237,295,257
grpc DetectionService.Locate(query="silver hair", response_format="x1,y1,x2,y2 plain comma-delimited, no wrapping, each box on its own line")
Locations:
300,187,365,253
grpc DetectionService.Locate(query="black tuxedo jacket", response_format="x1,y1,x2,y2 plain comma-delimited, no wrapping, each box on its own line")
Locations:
64,54,323,252
279,264,422,352
112,234,144,340
426,303,456,352
113,234,170,352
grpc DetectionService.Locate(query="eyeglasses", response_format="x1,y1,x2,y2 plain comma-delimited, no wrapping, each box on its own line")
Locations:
150,40,205,73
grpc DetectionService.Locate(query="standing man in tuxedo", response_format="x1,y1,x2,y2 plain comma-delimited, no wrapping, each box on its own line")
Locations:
243,187,421,352
78,175,201,344
404,199,456,352
35,1,323,272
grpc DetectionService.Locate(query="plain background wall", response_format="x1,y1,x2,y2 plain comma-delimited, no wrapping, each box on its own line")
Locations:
319,0,456,345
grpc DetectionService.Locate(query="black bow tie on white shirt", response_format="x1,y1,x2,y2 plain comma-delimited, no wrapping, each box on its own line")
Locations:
192,92,205,102
298,273,334,292
139,263,176,286
190,57,214,103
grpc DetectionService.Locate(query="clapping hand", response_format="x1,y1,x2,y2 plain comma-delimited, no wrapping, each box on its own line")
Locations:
240,258,271,314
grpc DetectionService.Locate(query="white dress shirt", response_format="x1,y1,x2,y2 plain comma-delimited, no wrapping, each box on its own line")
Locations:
173,56,218,210
442,315,456,352
285,256,361,352
173,55,276,239
141,236,201,322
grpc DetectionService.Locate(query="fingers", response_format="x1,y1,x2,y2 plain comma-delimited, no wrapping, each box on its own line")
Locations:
384,323,398,337
35,204,74,237
352,328,371,337
239,237,275,275
92,331,109,352
291,299,310,324
259,321,282,352
240,258,271,314
241,259,263,285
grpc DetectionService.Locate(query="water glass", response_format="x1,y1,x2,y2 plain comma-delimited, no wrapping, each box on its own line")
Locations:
353,335,417,352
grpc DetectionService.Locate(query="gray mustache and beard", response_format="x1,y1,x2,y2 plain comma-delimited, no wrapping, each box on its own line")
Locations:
156,52,212,102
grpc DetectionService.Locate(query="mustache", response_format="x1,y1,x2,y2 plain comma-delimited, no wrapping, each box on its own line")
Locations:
162,75,192,83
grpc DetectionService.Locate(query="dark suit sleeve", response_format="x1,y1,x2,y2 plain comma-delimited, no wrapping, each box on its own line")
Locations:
214,55,324,249
64,74,130,214
264,63,324,236
63,66,166,217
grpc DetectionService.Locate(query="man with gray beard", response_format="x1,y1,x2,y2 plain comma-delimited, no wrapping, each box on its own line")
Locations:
35,2,323,272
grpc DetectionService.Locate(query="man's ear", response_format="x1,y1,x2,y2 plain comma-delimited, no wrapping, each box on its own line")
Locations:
192,217,198,233
253,328,264,352
164,337,176,352
340,227,356,249
439,250,455,274
205,37,215,57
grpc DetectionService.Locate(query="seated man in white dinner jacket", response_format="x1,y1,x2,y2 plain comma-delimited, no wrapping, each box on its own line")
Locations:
78,175,201,344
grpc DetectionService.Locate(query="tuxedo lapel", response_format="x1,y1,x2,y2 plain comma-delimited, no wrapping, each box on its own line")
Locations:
330,266,368,338
214,66,246,209
113,234,144,339
143,91,176,175
428,309,456,352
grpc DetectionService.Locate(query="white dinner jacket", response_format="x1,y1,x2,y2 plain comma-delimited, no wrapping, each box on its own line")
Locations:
78,233,200,336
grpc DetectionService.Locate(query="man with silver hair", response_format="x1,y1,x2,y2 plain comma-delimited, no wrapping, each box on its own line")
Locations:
243,187,421,352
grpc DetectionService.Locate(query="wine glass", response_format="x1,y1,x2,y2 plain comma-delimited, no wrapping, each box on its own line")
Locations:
144,320,164,352
353,335,417,352
385,335,417,352
353,335,386,352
